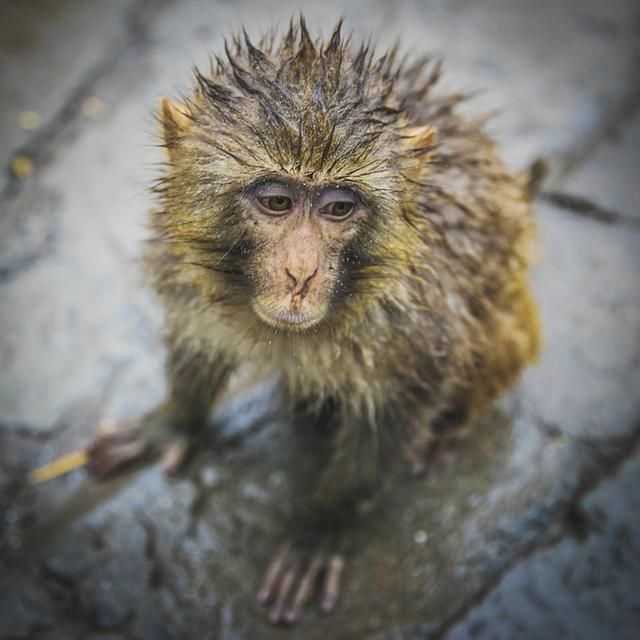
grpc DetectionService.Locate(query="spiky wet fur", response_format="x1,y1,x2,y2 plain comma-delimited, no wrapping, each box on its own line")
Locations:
147,18,540,494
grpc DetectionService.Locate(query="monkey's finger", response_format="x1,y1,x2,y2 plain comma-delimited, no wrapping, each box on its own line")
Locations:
320,554,344,614
257,542,291,605
96,419,138,440
268,558,299,624
97,419,120,436
162,442,187,476
86,439,146,479
283,553,323,624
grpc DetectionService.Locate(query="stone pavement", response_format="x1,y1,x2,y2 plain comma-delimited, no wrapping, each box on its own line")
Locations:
1,1,639,638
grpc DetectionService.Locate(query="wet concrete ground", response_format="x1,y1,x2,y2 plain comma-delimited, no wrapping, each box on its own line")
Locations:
1,1,639,638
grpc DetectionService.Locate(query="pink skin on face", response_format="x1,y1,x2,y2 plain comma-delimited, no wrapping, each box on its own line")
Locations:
249,180,363,330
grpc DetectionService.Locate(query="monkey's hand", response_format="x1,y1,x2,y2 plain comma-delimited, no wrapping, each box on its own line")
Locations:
86,407,192,480
257,535,345,626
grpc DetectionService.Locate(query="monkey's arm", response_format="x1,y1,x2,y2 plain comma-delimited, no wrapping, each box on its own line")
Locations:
87,338,235,478
308,416,391,528
258,402,402,624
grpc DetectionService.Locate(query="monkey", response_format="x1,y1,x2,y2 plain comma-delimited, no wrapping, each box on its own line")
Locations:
85,17,541,626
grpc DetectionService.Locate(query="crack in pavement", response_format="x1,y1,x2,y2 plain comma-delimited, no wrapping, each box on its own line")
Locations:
139,514,167,592
526,76,640,231
0,215,60,284
545,78,640,190
0,421,57,441
1,0,175,203
539,190,640,230
39,561,138,639
427,422,640,640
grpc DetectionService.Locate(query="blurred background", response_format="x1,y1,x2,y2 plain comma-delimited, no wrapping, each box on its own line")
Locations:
1,1,639,638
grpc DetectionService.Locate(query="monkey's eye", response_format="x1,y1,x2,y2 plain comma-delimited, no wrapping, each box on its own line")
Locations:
320,200,355,219
258,195,293,214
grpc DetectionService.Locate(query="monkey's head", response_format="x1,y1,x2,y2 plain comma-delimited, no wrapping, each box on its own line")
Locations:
156,18,437,335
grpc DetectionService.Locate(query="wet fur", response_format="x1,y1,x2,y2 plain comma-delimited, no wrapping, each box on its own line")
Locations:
147,18,541,510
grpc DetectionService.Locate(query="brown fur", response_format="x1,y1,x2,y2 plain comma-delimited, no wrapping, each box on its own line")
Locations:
144,17,539,521
82,19,542,621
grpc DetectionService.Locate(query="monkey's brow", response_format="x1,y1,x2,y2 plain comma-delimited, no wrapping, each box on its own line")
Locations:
246,175,300,193
247,175,362,199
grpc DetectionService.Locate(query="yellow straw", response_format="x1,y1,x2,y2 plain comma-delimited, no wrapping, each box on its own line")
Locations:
29,450,88,485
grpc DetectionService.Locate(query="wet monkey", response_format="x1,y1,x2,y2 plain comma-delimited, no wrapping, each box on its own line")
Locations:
87,18,541,625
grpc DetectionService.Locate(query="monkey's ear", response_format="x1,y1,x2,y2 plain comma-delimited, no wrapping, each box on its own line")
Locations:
160,97,191,153
400,125,438,178
401,125,437,152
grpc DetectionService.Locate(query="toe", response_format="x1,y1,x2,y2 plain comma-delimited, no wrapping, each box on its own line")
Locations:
257,542,291,605
86,431,146,479
162,442,188,476
320,554,344,614
268,555,299,624
284,554,323,624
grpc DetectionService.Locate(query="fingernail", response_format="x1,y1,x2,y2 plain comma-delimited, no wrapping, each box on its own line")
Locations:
321,595,336,613
284,609,298,624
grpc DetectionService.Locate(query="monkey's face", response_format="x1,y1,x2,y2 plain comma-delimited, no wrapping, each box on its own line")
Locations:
242,179,364,331
158,24,438,334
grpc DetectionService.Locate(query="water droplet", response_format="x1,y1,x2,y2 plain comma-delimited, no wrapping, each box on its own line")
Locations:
413,529,428,545
200,466,221,488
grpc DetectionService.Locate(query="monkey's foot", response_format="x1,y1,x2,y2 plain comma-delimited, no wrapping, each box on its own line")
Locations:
86,420,188,480
257,540,345,625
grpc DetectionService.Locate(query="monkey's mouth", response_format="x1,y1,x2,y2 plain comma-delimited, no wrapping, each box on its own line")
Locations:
252,302,324,331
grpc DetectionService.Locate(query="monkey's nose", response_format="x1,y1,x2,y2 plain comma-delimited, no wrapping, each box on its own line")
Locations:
286,267,317,299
